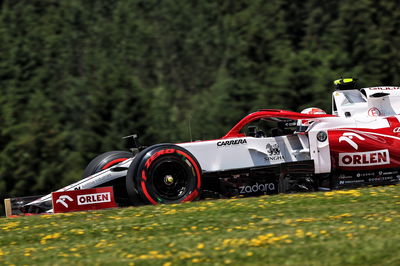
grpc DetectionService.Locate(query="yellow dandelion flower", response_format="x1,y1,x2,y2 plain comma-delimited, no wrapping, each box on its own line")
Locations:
1,221,20,231
295,229,304,238
40,233,61,245
70,229,85,235
197,243,205,249
95,240,108,248
164,209,177,215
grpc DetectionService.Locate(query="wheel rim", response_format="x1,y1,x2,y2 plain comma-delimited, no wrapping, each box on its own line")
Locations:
150,158,192,201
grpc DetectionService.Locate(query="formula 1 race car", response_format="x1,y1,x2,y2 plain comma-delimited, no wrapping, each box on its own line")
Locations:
14,78,400,214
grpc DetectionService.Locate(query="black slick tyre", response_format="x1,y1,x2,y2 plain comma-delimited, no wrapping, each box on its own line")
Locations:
82,150,133,206
126,144,202,205
82,150,133,178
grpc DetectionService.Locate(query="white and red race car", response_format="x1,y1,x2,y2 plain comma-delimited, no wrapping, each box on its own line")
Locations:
13,78,400,214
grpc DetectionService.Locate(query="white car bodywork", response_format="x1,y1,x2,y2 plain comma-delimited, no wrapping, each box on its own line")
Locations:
27,86,400,212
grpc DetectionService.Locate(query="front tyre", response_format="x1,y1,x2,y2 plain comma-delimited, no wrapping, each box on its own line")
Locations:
126,144,202,205
82,150,133,178
82,150,133,206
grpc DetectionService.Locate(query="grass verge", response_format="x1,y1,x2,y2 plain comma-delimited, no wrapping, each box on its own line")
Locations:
1,185,400,265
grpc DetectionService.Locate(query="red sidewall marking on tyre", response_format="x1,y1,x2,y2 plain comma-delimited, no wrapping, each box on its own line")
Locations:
182,190,199,202
176,150,201,190
141,149,202,204
101,158,128,170
141,170,147,181
145,149,175,168
141,180,157,205
177,150,201,201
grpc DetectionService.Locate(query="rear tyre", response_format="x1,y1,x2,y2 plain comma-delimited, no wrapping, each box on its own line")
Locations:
82,151,133,178
126,144,202,205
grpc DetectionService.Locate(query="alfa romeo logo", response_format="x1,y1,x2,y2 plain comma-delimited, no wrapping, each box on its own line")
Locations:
368,107,380,117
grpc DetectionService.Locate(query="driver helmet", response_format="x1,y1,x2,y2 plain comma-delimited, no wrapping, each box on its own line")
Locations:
297,107,326,132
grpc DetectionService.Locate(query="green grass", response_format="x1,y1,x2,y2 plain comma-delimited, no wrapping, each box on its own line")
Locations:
1,185,400,265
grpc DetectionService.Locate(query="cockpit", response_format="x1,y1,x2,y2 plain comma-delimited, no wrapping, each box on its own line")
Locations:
240,118,296,138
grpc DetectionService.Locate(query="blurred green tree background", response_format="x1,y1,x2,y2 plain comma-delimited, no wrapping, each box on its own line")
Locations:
1,0,399,206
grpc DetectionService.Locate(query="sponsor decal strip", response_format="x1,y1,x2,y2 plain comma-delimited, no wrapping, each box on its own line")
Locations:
217,139,247,147
369,87,400,90
239,183,276,194
339,149,390,167
52,187,117,213
77,192,111,205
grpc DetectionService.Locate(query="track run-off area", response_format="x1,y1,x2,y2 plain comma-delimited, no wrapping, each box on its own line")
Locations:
1,185,400,265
